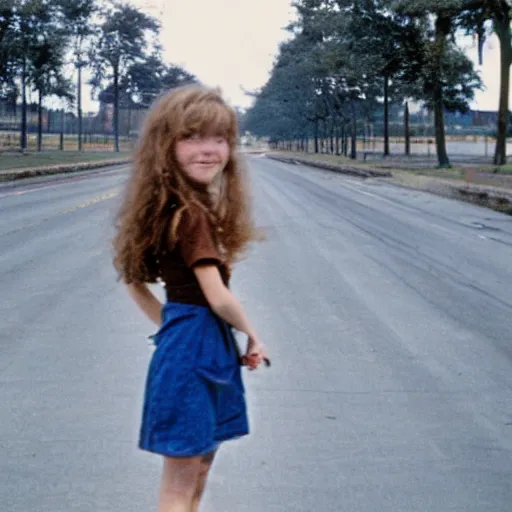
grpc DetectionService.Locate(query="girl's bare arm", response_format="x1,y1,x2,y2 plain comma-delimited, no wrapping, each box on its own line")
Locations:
193,265,258,339
125,282,163,326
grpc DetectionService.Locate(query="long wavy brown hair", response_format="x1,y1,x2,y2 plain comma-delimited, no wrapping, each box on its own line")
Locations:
112,84,258,284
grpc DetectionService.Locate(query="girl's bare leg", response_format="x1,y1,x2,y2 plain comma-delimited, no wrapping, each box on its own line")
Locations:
158,456,203,512
191,451,217,512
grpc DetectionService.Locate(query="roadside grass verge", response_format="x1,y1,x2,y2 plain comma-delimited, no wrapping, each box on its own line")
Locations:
0,150,131,170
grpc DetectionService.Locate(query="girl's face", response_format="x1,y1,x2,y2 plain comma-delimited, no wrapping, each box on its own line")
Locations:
175,134,230,187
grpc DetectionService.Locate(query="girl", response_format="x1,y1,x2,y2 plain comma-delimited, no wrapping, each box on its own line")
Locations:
112,84,269,512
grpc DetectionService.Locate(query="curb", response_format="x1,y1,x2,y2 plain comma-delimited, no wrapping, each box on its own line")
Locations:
448,182,512,214
0,158,131,183
266,154,392,178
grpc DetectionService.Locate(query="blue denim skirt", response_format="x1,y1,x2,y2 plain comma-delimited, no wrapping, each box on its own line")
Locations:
138,301,249,457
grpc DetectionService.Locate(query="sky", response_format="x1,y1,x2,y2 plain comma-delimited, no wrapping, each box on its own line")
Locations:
460,33,504,112
80,0,505,113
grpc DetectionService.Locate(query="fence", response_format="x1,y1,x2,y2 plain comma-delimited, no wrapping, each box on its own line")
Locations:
361,135,506,160
273,106,508,161
0,103,147,152
279,133,506,162
0,131,135,152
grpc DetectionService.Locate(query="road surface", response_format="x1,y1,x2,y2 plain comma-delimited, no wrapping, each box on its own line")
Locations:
1,157,511,511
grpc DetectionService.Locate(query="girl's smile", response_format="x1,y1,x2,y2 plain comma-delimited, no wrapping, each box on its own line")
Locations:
175,135,230,186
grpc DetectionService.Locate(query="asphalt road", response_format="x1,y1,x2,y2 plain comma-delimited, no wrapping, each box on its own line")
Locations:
1,157,511,511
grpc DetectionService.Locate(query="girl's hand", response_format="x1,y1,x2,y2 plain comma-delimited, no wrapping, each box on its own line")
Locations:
242,336,270,370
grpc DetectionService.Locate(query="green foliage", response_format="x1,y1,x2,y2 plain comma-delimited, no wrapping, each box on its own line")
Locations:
123,57,197,107
58,0,97,65
245,0,487,165
88,2,160,92
87,2,161,151
0,0,198,152
29,14,72,101
0,0,17,95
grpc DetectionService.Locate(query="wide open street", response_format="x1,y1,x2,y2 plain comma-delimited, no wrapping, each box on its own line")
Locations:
1,157,511,511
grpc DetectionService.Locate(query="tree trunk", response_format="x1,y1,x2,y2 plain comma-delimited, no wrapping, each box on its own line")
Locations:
37,91,43,152
433,92,450,167
113,65,120,153
77,65,83,152
405,101,410,156
433,15,451,168
350,102,357,160
493,11,511,165
330,120,334,154
20,54,27,151
314,119,319,153
383,73,390,156
60,108,64,151
10,92,17,116
127,105,132,139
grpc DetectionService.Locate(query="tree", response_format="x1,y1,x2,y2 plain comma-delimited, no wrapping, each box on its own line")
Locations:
6,0,38,150
1,0,72,151
488,2,512,165
290,0,384,158
458,1,512,165
12,0,57,151
124,56,197,107
59,0,98,152
244,31,316,147
89,2,159,152
320,1,390,158
0,0,17,100
248,0,414,159
393,0,482,167
328,1,394,155
161,64,197,92
246,0,482,165
23,0,75,152
346,3,427,156
95,57,196,138
31,30,74,151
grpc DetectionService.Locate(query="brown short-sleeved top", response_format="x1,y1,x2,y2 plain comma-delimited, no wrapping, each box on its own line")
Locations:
158,206,230,307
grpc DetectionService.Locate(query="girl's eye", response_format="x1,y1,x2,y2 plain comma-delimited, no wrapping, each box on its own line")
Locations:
181,133,200,141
